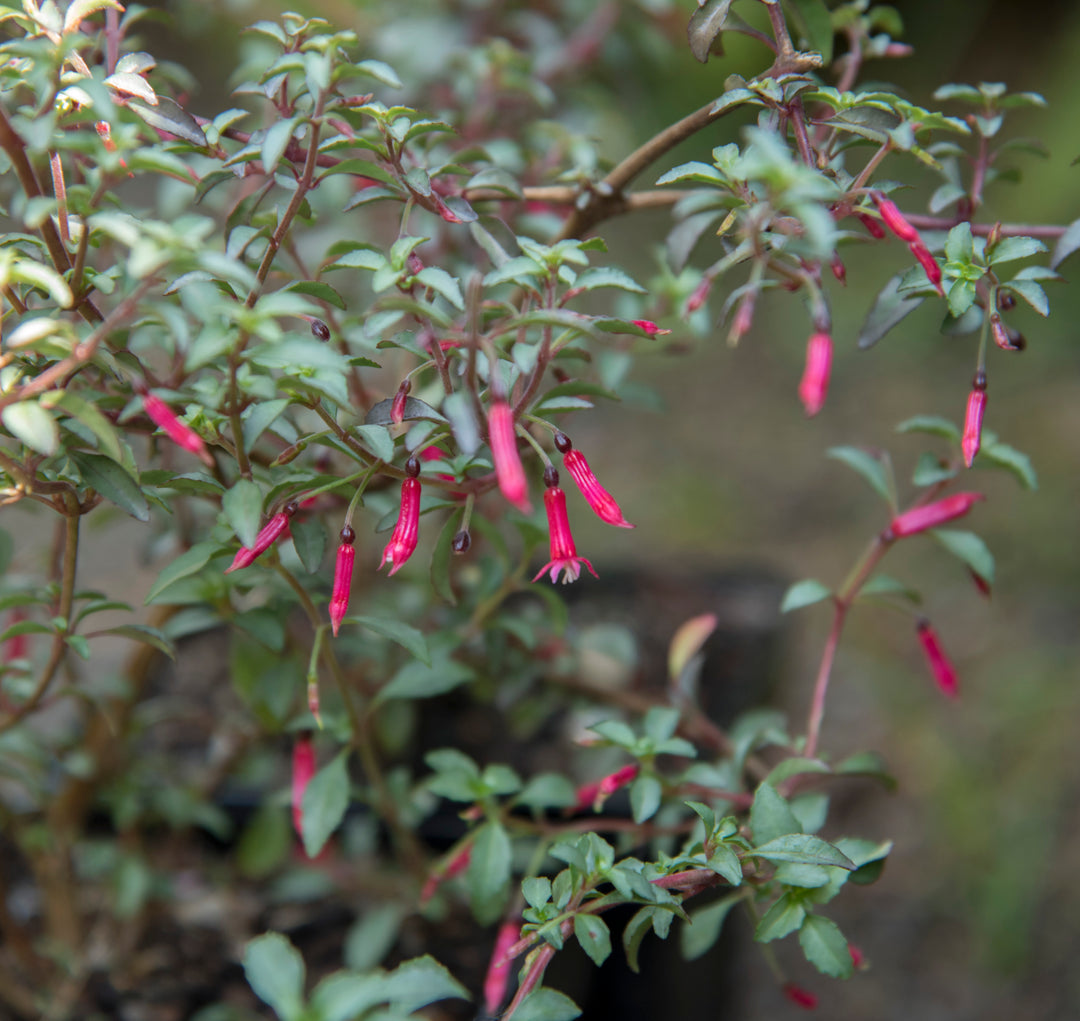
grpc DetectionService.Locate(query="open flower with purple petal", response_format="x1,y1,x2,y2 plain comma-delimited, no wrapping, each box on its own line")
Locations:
533,468,597,585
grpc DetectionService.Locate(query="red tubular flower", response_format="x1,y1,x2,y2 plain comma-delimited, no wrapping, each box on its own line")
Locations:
554,433,633,528
380,458,422,576
533,469,597,585
142,392,213,466
962,374,987,468
887,492,984,539
225,501,297,573
830,253,847,285
855,211,886,239
631,319,671,337
574,763,640,812
916,619,959,698
798,331,833,417
685,276,712,314
871,191,920,243
729,293,755,344
328,526,356,637
849,944,867,970
783,983,818,1010
291,734,316,847
910,242,944,295
483,920,521,1016
488,401,531,512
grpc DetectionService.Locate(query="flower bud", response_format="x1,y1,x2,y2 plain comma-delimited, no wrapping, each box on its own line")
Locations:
488,401,531,512
783,983,818,1010
142,392,213,466
855,211,886,239
910,242,944,295
225,501,298,573
574,763,640,812
309,318,330,341
559,439,634,528
685,276,712,314
887,493,984,539
961,373,987,469
798,331,833,417
830,252,847,285
391,380,412,425
631,319,671,337
916,619,959,698
483,920,521,1016
420,844,472,906
380,476,421,576
292,734,316,848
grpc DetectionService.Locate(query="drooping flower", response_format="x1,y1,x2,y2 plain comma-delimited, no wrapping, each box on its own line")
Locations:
488,401,531,512
871,191,920,243
554,432,633,528
961,373,987,469
328,525,356,636
291,733,316,847
483,920,522,1016
887,492,984,539
380,458,421,576
142,391,213,466
574,763,640,812
910,242,944,295
916,619,959,698
783,983,818,1010
533,468,597,585
225,501,298,573
798,331,833,417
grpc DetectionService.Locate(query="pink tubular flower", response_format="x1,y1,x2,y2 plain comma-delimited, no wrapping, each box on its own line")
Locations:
574,763,640,812
962,374,987,469
855,210,886,239
830,253,847,285
420,844,472,906
483,920,521,1016
225,501,298,573
887,492,984,539
916,619,959,698
685,277,712,314
391,380,411,425
292,734,316,847
380,459,421,576
783,983,818,1010
554,433,633,528
910,242,944,295
631,319,671,337
871,191,920,243
488,401,532,512
142,392,213,466
328,526,356,636
533,469,597,585
798,331,833,417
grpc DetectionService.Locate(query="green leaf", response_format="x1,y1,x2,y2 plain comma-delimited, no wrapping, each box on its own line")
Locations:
285,279,347,310
896,414,961,443
912,451,956,487
687,0,735,63
857,274,925,349
755,892,805,942
574,914,612,967
353,423,395,462
630,774,663,824
513,988,582,1021
788,0,833,63
1002,279,1048,316
97,624,175,660
857,574,920,604
301,751,350,858
343,903,407,971
779,579,832,613
243,932,306,1021
380,955,469,1013
414,267,464,310
681,893,741,960
290,516,326,574
705,843,743,885
145,542,217,604
799,914,853,978
224,478,264,548
827,446,894,506
42,390,123,461
355,59,402,89
933,528,994,584
353,615,430,664
2,401,58,455
754,834,855,870
988,236,1046,265
262,116,301,176
570,267,646,294
1051,217,1080,269
467,822,511,925
750,782,801,846
765,757,829,786
63,0,123,33
69,451,150,522
128,96,207,147
378,656,472,702
980,440,1037,489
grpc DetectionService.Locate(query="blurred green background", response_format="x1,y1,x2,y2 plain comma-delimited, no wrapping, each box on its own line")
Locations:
129,1,1080,1016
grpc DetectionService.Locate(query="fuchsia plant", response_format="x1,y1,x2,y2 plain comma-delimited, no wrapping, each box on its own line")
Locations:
0,1,1069,1018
